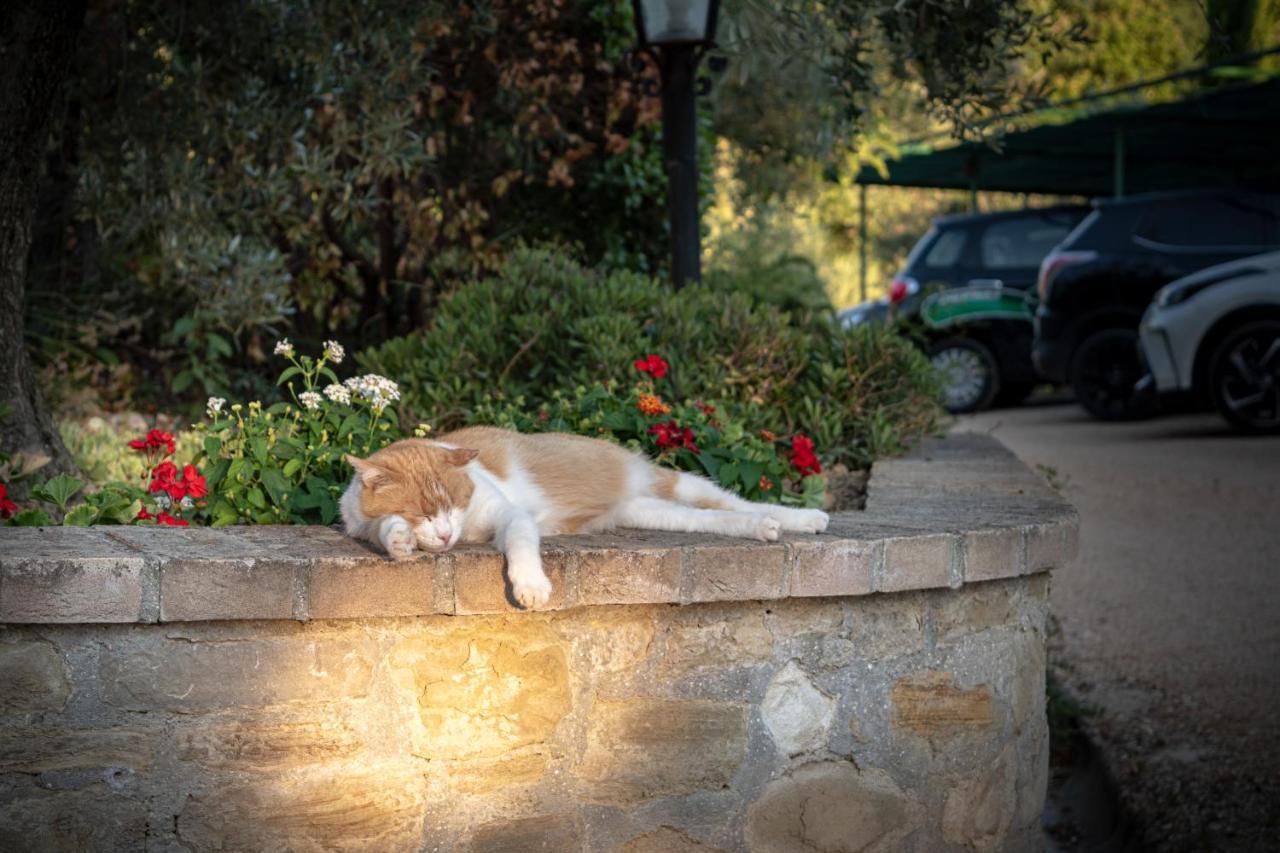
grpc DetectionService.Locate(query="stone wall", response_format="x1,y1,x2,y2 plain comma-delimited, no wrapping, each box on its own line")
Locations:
0,434,1077,852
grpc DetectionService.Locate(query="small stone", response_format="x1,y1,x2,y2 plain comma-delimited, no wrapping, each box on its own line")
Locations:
619,826,724,852
467,813,581,853
177,718,364,770
656,608,773,674
0,640,70,713
891,670,994,746
942,744,1016,852
448,750,548,794
761,661,836,756
0,727,153,774
0,786,147,852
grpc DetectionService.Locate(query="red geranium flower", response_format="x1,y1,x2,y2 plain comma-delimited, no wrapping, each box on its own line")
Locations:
180,465,207,499
633,354,669,379
0,483,17,519
789,434,822,477
648,421,699,454
148,461,185,500
128,429,176,456
136,507,154,521
697,401,716,416
156,512,190,527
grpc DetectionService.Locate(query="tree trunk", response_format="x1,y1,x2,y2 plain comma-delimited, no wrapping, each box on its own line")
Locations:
0,0,87,479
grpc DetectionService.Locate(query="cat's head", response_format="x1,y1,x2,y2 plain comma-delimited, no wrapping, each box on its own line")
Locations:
345,440,477,552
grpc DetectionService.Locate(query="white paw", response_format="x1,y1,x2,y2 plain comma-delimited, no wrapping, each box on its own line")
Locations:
512,573,553,609
382,521,416,560
751,515,782,542
793,509,830,534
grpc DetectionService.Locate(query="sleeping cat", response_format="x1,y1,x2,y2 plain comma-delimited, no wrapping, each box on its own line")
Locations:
341,426,829,608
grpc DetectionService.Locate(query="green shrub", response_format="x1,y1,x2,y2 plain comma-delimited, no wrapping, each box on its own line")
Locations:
358,246,941,469
473,380,825,508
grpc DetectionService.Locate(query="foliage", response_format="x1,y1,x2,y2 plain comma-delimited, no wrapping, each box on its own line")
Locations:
193,342,402,526
28,0,668,408
358,247,943,469
473,379,825,507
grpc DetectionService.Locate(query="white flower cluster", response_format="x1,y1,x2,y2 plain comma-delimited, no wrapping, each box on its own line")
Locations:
343,374,401,411
323,383,351,404
299,391,322,411
206,397,226,418
273,338,295,358
323,340,345,364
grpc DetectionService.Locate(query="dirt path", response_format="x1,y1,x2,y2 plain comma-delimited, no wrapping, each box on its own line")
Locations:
957,398,1280,852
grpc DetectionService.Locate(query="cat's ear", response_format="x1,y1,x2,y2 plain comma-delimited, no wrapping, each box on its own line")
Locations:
345,454,388,488
445,447,479,467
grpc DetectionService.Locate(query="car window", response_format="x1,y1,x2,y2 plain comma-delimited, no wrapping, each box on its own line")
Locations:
981,218,1073,269
1134,198,1280,249
923,229,967,268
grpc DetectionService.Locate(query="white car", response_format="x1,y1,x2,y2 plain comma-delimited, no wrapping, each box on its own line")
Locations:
1139,251,1280,433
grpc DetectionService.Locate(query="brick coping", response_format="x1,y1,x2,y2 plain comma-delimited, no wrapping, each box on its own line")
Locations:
0,433,1076,624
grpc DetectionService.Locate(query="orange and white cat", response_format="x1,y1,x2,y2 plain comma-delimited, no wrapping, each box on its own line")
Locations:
341,426,829,608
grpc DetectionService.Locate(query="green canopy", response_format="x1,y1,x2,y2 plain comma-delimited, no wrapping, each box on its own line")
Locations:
855,76,1280,196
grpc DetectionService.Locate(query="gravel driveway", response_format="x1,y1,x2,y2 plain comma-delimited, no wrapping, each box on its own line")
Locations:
957,398,1280,852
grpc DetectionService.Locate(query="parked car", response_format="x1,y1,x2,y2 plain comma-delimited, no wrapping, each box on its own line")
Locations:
1138,251,1280,433
841,205,1089,413
1032,189,1280,420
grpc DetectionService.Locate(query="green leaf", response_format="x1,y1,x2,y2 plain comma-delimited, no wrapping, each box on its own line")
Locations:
250,437,268,463
32,473,86,512
63,504,100,526
210,499,239,527
336,412,361,440
246,487,267,510
203,436,223,459
282,457,303,479
260,467,290,507
276,365,303,386
207,332,232,358
172,369,194,394
10,508,54,527
319,366,340,385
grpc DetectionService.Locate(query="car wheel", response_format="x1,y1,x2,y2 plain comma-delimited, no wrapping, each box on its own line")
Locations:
994,381,1036,407
1070,328,1158,421
1208,320,1280,434
929,338,999,414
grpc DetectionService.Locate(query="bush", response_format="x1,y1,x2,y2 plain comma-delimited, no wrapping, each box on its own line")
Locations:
358,247,941,469
473,377,825,508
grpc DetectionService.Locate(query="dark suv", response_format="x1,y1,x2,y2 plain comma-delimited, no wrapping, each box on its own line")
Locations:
842,205,1089,412
1033,190,1280,419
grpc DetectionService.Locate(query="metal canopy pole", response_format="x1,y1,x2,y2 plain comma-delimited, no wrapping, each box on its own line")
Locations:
1113,128,1126,198
659,44,701,289
858,183,868,304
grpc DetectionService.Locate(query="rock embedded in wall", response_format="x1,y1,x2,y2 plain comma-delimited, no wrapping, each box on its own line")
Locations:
760,661,837,756
0,640,69,712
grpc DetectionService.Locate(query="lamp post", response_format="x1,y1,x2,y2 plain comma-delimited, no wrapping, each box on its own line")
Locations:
631,0,720,289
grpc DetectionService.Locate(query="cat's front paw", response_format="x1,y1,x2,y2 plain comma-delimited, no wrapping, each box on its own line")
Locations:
750,515,781,542
380,518,416,560
512,574,553,609
793,509,829,534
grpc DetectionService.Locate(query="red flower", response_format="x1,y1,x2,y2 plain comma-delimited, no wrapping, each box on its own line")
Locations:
0,483,16,519
128,429,175,456
136,507,154,521
648,421,699,454
156,512,189,527
180,465,207,499
148,461,185,500
789,434,822,477
697,401,716,416
633,354,669,379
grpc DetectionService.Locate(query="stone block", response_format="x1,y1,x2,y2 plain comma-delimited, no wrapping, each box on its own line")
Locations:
177,718,365,770
962,526,1021,582
0,640,70,713
452,548,570,614
891,671,994,746
619,827,724,853
847,593,926,660
683,543,787,603
100,633,377,712
1024,516,1079,571
176,763,423,852
388,622,571,760
0,558,143,623
0,786,147,853
788,538,875,598
0,727,154,773
934,582,1018,644
878,534,954,592
744,761,917,853
576,544,680,605
447,750,549,794
307,557,434,619
578,698,748,804
467,813,582,853
942,743,1016,853
761,661,836,756
656,608,773,674
160,558,297,622
580,611,655,672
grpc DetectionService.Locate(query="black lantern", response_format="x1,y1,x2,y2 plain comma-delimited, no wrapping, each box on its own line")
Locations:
631,0,721,289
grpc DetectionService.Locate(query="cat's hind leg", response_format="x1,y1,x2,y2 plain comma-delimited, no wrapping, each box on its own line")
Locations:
614,497,780,541
664,471,829,534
